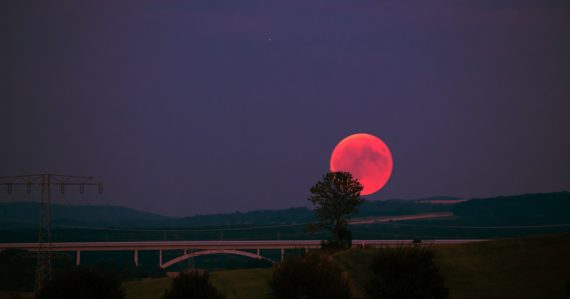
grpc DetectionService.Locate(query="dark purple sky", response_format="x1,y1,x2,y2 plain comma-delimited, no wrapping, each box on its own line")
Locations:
1,0,569,216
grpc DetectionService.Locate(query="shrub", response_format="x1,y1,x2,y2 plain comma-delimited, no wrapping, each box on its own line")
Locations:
268,253,353,299
0,249,35,292
36,266,124,299
366,246,448,299
163,270,224,299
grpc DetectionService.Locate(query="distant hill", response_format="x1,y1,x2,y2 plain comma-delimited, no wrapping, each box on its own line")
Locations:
1,192,568,229
0,197,457,229
452,191,570,225
357,197,454,217
172,197,458,227
0,202,171,228
172,207,314,227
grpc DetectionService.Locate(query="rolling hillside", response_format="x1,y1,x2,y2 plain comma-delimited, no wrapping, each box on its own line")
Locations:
335,233,570,299
119,233,570,299
0,202,170,228
0,196,457,228
0,192,568,242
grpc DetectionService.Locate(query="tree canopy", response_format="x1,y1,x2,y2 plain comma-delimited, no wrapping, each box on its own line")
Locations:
308,171,364,248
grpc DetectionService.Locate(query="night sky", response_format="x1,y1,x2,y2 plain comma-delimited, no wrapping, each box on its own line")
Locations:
1,1,569,216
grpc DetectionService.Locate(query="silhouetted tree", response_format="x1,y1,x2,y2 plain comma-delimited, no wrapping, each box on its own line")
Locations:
163,270,224,299
36,266,125,299
366,246,448,299
268,253,353,299
308,172,364,249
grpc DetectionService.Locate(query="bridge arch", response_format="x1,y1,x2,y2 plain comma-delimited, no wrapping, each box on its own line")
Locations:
161,249,275,269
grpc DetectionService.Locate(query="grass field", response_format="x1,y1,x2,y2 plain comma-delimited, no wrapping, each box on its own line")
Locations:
335,233,570,299
0,292,33,299
121,234,570,299
123,277,172,299
211,268,272,299
123,268,272,299
436,234,570,299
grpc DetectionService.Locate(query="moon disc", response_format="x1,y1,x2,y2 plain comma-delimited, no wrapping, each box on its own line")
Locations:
330,133,393,196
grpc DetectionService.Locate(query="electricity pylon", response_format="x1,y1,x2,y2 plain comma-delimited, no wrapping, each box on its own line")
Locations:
0,174,103,292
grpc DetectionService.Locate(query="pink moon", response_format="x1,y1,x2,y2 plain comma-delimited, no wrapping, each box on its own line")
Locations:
330,133,393,196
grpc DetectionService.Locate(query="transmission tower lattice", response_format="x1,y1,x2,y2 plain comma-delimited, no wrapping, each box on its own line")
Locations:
0,174,103,292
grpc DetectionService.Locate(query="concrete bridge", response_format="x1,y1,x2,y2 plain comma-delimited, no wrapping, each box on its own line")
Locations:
0,239,486,269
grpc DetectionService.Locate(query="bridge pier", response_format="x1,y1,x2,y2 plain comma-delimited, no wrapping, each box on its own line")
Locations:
76,250,81,266
134,250,139,267
159,249,163,267
256,248,260,259
280,248,284,262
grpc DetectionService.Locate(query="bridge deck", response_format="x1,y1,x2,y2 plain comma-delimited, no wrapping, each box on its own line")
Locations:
0,239,487,252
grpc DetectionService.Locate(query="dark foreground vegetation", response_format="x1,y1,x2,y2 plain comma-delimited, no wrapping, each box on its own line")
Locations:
268,253,352,299
366,246,448,299
36,267,124,299
267,246,447,299
0,249,165,293
163,271,224,299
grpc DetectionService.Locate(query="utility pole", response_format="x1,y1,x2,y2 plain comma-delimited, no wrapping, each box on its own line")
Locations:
0,174,103,292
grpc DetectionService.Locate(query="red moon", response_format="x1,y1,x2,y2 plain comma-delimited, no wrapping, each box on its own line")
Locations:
330,133,393,196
